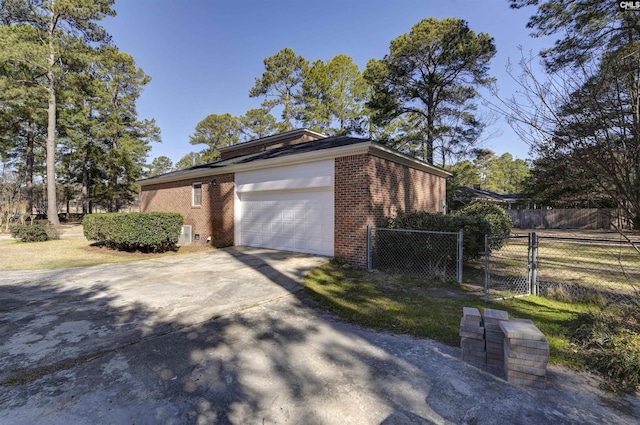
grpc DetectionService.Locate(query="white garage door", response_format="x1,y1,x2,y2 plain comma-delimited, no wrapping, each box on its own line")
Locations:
238,189,334,256
235,160,334,256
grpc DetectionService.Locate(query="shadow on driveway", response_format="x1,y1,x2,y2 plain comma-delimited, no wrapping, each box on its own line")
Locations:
0,247,638,424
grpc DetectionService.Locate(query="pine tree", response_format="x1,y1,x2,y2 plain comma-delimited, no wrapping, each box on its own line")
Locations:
365,18,496,164
249,48,308,131
0,0,116,224
189,113,242,162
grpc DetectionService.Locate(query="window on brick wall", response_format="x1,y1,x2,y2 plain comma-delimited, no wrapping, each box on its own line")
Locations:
192,182,202,206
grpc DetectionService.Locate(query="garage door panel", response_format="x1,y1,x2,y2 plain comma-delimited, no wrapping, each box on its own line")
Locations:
241,234,260,246
238,188,334,256
270,222,282,233
283,207,294,220
305,224,322,237
293,238,305,250
294,206,307,220
281,223,294,236
306,209,322,221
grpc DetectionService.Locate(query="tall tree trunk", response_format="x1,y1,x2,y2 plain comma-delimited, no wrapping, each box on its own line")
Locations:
284,92,292,131
25,123,34,216
108,125,119,212
82,146,89,215
46,68,59,224
426,98,436,165
627,15,640,231
109,173,118,212
46,4,60,225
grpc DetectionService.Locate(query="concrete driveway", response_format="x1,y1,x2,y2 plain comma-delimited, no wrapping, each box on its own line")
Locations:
0,247,638,424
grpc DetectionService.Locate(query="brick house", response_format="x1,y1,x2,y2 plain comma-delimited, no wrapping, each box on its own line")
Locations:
138,129,450,267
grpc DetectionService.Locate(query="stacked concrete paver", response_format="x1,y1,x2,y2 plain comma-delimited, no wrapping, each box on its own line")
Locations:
459,307,485,365
500,319,550,389
483,308,509,368
460,308,550,389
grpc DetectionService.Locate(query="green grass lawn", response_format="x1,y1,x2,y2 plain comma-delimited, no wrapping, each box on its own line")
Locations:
304,260,594,369
536,241,640,291
0,237,216,271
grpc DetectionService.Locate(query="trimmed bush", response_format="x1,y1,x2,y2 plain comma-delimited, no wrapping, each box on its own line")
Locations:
10,223,60,242
83,212,183,253
387,210,491,261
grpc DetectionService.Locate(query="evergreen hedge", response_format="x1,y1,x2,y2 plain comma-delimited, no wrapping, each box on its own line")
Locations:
10,222,60,242
454,201,513,238
83,212,183,253
387,210,491,261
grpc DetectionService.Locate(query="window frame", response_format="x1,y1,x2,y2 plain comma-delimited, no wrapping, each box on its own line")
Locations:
192,182,203,207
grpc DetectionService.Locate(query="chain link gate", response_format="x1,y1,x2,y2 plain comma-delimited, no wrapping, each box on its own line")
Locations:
484,233,536,301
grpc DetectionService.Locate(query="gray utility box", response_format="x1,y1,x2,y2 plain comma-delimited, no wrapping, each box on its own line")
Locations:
178,225,193,246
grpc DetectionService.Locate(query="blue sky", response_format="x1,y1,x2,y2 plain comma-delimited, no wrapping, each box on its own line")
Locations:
102,0,553,165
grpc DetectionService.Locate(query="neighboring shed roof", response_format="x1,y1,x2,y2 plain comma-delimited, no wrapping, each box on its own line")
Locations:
138,135,451,186
454,187,527,204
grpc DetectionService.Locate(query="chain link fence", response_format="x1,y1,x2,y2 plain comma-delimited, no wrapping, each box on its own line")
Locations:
485,232,640,305
367,227,463,283
536,236,640,305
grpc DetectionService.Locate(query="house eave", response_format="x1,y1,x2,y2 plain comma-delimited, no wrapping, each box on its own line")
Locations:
368,143,453,178
138,141,451,187
138,142,370,186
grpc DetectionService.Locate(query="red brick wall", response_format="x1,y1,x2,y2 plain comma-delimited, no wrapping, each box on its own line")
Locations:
335,155,371,267
209,173,234,247
220,133,321,160
334,154,446,267
140,174,235,246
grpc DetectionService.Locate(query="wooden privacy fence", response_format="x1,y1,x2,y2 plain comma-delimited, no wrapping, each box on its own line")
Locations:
506,208,625,229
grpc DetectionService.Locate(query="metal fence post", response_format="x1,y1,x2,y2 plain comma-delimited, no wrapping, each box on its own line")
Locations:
457,229,463,285
367,225,372,271
527,232,532,296
484,233,490,302
531,232,538,296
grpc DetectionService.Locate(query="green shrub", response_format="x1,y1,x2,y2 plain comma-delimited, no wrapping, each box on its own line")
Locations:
570,304,640,392
387,210,491,261
83,212,183,253
455,201,512,236
454,201,513,250
10,223,60,242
